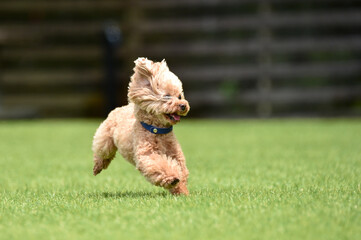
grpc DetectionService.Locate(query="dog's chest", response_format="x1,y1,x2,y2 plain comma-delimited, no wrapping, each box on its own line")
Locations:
149,134,177,156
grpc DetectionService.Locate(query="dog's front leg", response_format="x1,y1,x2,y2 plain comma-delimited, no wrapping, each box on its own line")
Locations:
135,152,182,191
169,148,189,196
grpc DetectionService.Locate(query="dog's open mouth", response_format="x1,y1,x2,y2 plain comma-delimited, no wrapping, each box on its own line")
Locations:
165,113,181,122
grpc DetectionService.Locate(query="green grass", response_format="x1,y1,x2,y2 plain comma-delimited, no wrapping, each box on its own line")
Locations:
0,119,360,240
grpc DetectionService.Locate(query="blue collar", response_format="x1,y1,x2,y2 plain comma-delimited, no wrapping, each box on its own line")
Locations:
140,122,173,134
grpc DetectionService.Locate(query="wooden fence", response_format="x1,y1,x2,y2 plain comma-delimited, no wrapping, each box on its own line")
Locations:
0,0,360,118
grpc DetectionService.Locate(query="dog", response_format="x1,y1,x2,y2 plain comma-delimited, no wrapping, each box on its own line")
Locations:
92,57,190,195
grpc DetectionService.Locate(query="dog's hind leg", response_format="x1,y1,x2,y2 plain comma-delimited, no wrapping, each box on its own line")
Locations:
92,120,117,176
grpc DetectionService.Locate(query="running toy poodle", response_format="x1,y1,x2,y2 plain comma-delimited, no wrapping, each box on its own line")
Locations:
92,57,190,195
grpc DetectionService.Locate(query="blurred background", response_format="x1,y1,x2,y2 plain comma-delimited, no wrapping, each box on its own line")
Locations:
0,0,360,119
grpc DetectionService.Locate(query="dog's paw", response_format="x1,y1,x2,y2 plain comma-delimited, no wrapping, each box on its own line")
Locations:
170,182,189,196
93,164,103,176
171,178,180,186
160,176,180,189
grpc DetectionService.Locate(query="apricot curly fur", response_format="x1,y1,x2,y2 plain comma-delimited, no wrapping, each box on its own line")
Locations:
92,57,190,195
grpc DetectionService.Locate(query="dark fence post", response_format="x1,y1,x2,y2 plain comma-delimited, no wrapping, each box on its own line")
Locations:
257,0,273,118
102,21,122,116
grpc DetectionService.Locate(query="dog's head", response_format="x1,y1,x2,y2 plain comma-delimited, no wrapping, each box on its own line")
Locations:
128,57,190,125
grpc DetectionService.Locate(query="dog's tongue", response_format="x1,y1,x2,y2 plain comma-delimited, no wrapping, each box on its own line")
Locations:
171,114,181,121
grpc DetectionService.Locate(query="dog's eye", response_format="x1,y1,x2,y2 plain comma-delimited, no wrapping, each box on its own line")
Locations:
178,94,182,100
163,94,172,100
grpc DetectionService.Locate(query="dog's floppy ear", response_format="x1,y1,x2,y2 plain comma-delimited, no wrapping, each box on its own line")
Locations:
133,57,154,87
128,57,159,104
151,59,169,75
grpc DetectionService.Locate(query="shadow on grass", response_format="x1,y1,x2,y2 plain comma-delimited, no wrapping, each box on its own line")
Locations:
89,191,168,199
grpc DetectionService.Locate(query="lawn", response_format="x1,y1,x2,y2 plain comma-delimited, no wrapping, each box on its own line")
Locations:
0,119,360,240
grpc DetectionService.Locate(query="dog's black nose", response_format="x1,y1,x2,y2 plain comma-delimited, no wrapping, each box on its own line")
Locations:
179,104,186,111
